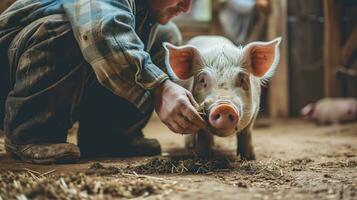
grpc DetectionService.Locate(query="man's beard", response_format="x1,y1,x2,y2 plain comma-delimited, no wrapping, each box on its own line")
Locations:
153,12,171,25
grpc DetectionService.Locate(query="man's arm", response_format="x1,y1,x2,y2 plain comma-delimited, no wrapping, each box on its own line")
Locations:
62,0,204,133
62,0,168,92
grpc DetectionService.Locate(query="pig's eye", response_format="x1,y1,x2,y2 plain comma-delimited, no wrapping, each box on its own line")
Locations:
235,73,249,91
198,76,207,87
195,72,211,90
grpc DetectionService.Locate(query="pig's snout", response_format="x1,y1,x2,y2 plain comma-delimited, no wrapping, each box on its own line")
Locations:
209,104,239,130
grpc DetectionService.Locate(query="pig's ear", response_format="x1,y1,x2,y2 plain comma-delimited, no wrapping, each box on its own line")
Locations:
163,42,204,80
243,37,281,79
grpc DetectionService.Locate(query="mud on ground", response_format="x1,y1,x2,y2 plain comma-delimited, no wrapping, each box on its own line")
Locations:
0,119,356,200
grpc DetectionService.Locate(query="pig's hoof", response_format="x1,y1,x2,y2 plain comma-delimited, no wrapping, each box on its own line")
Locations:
238,149,256,160
240,153,256,161
194,149,213,158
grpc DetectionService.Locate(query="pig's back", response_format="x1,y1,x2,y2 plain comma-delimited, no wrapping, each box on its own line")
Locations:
188,36,235,52
314,98,357,123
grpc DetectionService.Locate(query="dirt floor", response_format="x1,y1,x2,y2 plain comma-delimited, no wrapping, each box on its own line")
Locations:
0,118,356,200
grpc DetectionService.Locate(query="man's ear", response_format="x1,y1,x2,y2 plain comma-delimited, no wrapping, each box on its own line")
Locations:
163,42,204,80
243,37,281,79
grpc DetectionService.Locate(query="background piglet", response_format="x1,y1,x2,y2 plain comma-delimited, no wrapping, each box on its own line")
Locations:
164,36,281,160
301,98,357,125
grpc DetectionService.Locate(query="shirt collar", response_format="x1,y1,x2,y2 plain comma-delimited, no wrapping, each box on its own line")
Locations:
135,0,157,24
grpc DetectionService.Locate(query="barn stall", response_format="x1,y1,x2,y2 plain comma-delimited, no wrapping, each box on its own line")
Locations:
0,0,356,199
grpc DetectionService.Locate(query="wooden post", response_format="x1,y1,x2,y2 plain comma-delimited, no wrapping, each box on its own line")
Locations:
323,0,342,97
210,0,225,35
341,25,357,66
267,0,289,118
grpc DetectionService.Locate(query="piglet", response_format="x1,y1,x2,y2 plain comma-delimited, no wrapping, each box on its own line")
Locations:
163,36,281,160
301,98,357,125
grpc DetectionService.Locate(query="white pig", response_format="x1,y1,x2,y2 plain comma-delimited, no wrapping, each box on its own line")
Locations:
163,36,281,160
301,98,357,125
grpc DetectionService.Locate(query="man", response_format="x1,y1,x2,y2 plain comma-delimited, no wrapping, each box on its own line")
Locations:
0,0,205,164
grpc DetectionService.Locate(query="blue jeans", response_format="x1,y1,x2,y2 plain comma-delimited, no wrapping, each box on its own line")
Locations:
2,14,181,148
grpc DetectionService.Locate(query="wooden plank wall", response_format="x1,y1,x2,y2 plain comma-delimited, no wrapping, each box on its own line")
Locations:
267,0,289,118
323,0,342,97
342,4,357,98
287,0,325,116
323,0,357,98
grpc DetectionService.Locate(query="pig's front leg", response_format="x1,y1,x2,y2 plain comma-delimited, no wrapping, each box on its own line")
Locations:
236,125,256,160
185,129,214,157
195,130,214,157
185,134,195,149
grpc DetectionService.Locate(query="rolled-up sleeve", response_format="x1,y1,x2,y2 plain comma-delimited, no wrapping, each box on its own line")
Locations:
62,0,168,94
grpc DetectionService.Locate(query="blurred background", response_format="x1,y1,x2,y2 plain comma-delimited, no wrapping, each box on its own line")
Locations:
0,2,356,199
0,0,356,120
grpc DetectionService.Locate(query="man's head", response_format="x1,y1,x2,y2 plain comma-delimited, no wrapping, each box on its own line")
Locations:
148,0,192,24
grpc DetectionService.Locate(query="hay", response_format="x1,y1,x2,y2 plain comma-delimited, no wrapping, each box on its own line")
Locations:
0,168,181,200
127,157,234,174
85,162,122,176
0,157,304,199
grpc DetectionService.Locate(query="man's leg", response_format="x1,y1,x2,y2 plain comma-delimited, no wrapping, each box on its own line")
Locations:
4,14,87,164
77,77,161,157
77,22,182,158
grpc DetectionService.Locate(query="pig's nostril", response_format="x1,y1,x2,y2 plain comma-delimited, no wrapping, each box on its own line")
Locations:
213,114,220,121
228,114,235,122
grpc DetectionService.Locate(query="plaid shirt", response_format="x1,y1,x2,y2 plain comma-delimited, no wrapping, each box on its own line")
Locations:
0,0,169,113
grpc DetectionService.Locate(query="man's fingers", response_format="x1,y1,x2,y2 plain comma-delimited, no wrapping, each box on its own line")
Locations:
166,118,197,135
167,120,192,134
181,105,205,129
187,91,200,109
175,115,200,133
185,92,205,126
166,121,182,134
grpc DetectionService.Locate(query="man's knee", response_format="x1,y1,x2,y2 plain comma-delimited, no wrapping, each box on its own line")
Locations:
79,81,154,133
3,14,88,144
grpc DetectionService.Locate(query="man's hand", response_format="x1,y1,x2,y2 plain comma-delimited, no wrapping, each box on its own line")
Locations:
153,80,205,134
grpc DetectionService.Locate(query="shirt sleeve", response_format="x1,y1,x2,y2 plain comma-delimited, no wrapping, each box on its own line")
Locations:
62,0,169,92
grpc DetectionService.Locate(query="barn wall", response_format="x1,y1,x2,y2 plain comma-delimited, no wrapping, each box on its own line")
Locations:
287,0,325,116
